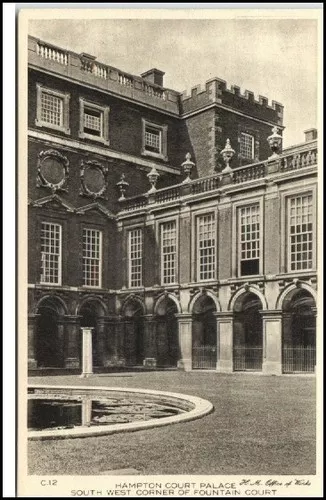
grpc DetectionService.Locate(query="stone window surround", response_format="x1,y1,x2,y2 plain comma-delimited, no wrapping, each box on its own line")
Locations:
232,195,264,278
79,97,110,145
82,227,103,289
191,207,218,283
156,215,179,286
128,227,143,289
141,118,168,161
279,182,317,275
40,221,62,286
35,84,70,135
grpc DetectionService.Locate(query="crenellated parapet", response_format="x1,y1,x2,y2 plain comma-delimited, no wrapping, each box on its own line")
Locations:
180,77,284,126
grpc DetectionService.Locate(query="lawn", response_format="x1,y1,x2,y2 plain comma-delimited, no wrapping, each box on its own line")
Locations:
27,372,316,475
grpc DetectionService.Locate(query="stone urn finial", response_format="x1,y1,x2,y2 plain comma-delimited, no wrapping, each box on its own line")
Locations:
267,126,282,159
221,139,235,173
181,153,195,183
116,173,129,201
147,166,160,193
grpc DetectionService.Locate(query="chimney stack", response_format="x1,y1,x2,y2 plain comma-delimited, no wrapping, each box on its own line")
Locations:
141,68,165,87
304,128,317,142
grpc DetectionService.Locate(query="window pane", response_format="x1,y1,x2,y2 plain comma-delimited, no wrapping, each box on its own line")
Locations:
84,108,102,136
41,92,63,126
238,205,260,276
145,127,161,153
197,214,216,281
40,222,61,284
83,228,102,287
129,229,142,288
288,194,313,271
240,132,254,160
161,221,176,284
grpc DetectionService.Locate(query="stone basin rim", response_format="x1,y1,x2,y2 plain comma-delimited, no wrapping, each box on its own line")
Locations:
28,384,214,440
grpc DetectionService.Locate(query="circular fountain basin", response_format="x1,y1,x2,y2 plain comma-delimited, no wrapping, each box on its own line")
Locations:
28,385,213,440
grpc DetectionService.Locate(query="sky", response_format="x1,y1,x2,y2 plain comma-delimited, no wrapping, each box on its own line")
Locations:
28,16,318,147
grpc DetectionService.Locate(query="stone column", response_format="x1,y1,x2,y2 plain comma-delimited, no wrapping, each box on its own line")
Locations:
64,315,81,369
80,327,93,378
175,314,192,371
179,206,191,284
216,312,233,373
28,314,39,369
124,319,136,366
81,398,92,427
57,318,65,368
96,316,110,368
115,316,126,366
282,312,293,347
261,310,283,375
143,315,157,368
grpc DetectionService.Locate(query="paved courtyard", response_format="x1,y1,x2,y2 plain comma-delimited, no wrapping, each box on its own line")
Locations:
28,371,316,475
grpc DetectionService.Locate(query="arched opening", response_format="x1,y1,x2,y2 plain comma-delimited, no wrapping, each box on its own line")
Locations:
192,295,217,369
35,297,66,368
282,288,316,373
233,291,263,371
122,299,145,366
155,297,179,367
79,300,105,368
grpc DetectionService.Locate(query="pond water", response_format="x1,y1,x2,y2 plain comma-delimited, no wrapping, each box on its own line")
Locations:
28,395,188,431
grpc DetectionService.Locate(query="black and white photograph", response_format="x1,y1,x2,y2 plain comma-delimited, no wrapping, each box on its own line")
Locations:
13,5,322,498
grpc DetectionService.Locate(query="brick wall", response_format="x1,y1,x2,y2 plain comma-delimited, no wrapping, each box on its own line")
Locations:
28,70,182,172
28,139,181,213
182,108,281,175
181,109,216,178
28,205,118,289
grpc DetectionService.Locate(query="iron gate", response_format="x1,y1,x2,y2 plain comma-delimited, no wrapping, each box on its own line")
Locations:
233,346,263,371
192,346,217,369
282,346,316,373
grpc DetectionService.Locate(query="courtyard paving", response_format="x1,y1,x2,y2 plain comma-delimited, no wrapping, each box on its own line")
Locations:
28,371,316,475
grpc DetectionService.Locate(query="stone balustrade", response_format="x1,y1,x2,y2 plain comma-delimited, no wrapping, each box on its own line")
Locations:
233,162,266,183
30,37,176,111
119,141,317,214
155,184,181,203
36,41,68,65
190,174,220,194
120,194,148,212
279,147,317,171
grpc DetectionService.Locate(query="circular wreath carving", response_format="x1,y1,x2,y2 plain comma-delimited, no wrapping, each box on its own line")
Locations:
80,160,107,199
37,150,69,192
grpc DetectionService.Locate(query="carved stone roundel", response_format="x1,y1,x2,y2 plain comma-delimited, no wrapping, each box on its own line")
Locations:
83,165,105,194
40,156,65,186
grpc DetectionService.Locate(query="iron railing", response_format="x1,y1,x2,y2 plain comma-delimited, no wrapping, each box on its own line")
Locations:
192,345,217,370
233,346,263,371
282,346,316,373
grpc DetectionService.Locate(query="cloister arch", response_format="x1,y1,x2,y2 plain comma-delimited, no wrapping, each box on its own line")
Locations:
188,290,221,314
191,293,218,370
121,296,146,366
154,292,182,315
232,290,264,371
35,295,68,367
76,294,108,317
279,284,316,373
78,297,108,368
229,284,268,312
276,282,317,310
154,294,180,367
